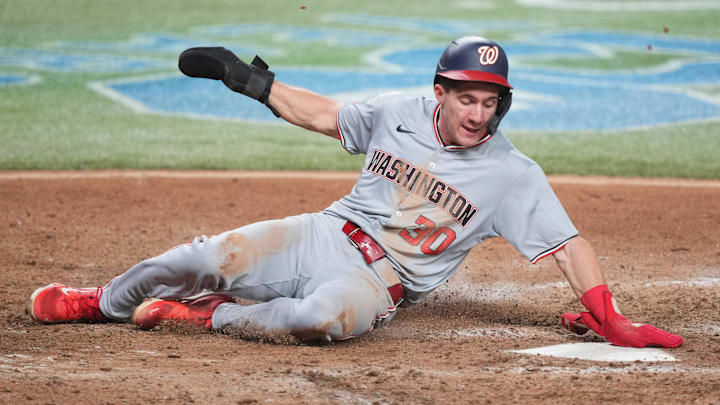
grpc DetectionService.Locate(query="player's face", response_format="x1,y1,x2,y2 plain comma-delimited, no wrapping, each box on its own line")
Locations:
434,83,499,147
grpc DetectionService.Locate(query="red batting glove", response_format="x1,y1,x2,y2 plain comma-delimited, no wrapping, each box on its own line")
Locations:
565,285,683,348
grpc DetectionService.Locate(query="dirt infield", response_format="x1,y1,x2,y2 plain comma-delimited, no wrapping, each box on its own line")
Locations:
1,172,719,404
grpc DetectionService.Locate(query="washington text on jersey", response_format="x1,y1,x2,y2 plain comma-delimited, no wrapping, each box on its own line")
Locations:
365,149,478,228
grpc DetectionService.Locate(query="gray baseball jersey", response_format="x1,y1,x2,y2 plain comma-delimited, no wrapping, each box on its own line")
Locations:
326,92,578,304
95,91,577,341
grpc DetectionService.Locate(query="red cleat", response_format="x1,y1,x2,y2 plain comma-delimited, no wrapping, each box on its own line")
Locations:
27,283,107,323
132,294,234,330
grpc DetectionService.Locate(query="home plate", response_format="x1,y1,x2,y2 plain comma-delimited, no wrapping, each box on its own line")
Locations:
508,342,676,362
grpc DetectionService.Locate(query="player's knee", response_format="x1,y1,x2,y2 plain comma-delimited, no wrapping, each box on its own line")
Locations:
143,238,217,276
135,250,225,292
291,298,357,341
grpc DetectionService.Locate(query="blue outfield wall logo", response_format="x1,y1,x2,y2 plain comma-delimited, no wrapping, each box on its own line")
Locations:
100,28,720,131
4,14,720,131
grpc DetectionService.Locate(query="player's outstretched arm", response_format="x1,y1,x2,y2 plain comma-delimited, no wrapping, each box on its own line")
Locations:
267,81,341,138
551,236,605,298
553,236,683,348
178,47,341,138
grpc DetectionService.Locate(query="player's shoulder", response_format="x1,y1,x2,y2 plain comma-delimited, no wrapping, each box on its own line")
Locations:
349,92,435,123
364,91,429,108
373,92,437,119
488,131,546,181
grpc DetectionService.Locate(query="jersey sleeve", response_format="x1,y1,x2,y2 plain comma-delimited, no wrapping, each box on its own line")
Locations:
336,92,404,155
336,101,374,155
493,165,578,264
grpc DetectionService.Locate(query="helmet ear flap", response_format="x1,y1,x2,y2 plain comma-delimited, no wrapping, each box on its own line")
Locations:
486,89,512,135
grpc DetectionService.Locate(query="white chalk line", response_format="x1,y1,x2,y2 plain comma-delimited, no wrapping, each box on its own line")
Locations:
0,170,719,188
405,320,719,342
645,277,720,287
678,323,720,335
514,276,720,291
429,276,720,305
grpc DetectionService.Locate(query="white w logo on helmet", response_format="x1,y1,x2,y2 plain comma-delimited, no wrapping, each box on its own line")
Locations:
477,45,499,65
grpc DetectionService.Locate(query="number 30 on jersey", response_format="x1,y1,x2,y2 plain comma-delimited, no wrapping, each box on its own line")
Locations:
399,215,456,255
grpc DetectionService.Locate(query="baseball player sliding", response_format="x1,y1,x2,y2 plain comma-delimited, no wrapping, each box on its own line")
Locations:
28,37,682,348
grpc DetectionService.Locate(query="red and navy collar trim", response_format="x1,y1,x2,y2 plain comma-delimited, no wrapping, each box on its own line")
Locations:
432,105,492,150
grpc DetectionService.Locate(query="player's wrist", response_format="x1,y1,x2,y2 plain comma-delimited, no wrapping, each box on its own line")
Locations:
178,48,280,117
222,55,280,117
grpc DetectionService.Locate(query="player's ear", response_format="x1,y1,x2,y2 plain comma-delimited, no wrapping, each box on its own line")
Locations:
434,83,446,103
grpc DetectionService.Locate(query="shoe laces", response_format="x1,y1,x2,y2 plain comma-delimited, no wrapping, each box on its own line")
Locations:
64,286,103,319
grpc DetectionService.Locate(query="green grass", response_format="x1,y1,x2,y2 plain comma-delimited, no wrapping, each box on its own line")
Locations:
0,83,363,170
512,122,720,179
526,50,686,70
1,0,719,177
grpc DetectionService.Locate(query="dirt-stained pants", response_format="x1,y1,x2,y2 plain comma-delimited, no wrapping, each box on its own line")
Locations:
99,212,398,341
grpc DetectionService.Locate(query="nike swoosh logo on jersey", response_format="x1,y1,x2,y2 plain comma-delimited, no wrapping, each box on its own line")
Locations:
396,124,415,134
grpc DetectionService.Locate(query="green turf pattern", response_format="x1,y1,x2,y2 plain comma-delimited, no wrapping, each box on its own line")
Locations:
1,0,718,177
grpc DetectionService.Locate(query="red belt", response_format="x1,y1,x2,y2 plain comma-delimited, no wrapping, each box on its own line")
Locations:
386,283,404,307
342,221,403,306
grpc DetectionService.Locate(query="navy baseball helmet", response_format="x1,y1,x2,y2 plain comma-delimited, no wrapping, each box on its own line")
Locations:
435,36,513,135
435,36,512,89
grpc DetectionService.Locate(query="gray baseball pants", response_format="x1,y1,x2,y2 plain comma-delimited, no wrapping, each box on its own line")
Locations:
98,212,398,341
